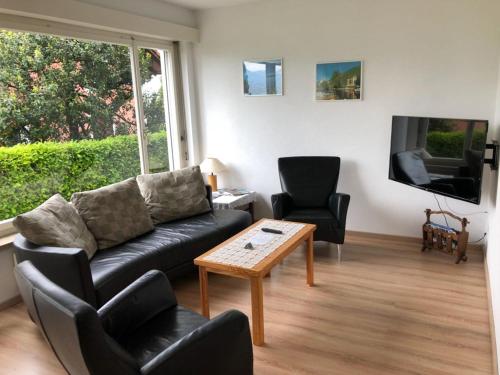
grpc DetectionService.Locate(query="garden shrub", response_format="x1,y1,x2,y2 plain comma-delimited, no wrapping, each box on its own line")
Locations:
426,131,486,159
0,131,168,220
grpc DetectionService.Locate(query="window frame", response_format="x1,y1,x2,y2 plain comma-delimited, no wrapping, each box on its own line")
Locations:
0,15,187,233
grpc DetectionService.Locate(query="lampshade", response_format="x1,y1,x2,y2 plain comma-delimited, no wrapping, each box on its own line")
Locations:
200,157,226,174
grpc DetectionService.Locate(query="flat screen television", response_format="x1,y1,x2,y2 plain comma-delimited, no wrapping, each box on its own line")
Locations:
389,115,488,205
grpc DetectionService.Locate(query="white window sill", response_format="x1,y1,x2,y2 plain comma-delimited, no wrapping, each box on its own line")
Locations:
0,219,16,248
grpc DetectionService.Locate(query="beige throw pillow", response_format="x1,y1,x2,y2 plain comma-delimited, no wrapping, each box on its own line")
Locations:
71,178,154,250
13,194,98,259
137,166,211,224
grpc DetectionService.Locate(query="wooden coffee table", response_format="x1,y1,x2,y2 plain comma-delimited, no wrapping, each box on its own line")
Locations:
194,218,316,346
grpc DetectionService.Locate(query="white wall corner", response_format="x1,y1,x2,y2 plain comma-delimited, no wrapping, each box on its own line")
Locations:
485,56,500,375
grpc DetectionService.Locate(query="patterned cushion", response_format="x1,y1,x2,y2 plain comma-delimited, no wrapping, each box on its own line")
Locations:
71,178,154,250
13,194,98,259
137,166,211,224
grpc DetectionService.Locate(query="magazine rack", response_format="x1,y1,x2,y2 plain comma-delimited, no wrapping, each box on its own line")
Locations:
422,209,469,264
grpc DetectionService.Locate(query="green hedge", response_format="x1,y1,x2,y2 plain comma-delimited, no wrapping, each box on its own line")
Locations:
0,131,168,220
426,131,486,158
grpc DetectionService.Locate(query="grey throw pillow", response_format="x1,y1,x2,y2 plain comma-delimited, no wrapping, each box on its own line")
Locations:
13,194,98,259
137,166,211,224
71,178,154,249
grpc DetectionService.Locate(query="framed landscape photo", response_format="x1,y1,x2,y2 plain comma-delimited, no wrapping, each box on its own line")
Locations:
243,58,283,96
316,60,363,101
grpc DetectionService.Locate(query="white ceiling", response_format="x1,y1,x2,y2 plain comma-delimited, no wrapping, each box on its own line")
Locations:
161,0,261,10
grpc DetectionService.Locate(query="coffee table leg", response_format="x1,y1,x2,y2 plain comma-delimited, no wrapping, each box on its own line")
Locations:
250,276,264,345
199,266,210,318
306,234,314,286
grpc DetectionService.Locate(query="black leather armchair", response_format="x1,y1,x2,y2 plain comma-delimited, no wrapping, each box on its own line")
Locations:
15,261,253,375
271,156,350,261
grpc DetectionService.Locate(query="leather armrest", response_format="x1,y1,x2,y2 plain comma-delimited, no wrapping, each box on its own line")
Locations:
98,270,177,340
13,235,96,307
271,192,293,219
328,192,350,229
205,185,214,211
142,310,253,375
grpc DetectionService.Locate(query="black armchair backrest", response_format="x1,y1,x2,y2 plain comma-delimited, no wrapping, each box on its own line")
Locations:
14,261,139,375
278,156,340,208
392,150,432,186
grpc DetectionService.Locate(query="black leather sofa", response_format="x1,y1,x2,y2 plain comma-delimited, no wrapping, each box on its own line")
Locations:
15,261,253,375
14,187,252,307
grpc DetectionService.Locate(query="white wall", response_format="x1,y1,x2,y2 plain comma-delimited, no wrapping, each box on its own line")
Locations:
486,61,500,372
194,0,500,240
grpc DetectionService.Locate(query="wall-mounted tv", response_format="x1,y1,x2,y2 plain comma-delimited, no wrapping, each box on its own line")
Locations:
389,115,488,205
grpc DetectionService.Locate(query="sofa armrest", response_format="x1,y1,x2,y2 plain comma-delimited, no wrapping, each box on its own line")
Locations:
205,185,214,211
328,193,350,230
13,234,96,307
142,310,253,375
98,270,177,340
271,192,293,220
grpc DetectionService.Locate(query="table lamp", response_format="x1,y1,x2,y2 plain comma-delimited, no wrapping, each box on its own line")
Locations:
200,157,226,192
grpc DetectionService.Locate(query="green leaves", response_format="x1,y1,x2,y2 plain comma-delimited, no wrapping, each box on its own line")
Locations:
0,30,155,147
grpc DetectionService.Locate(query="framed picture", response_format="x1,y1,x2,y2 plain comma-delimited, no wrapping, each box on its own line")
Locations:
243,58,283,96
316,60,363,101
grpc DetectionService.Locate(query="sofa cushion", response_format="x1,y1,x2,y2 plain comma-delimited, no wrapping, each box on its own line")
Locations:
90,209,251,306
13,194,98,259
137,166,211,224
71,178,154,250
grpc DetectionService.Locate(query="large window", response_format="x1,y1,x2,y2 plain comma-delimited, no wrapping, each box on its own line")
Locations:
0,30,179,221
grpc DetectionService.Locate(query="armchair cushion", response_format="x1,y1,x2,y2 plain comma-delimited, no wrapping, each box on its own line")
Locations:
285,208,338,225
99,270,177,340
121,306,209,367
141,310,253,375
284,208,344,244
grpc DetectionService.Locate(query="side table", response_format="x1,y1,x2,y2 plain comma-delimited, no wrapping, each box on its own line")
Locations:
212,191,257,222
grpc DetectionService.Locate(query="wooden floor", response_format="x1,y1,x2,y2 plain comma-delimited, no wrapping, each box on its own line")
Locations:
0,236,493,374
